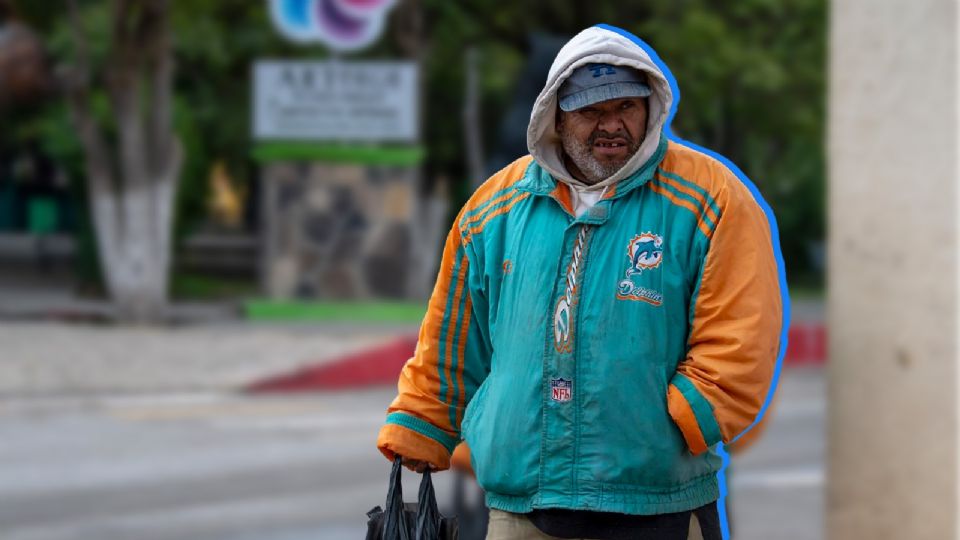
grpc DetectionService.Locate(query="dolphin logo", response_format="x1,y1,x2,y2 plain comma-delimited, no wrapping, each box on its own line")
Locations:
627,233,664,274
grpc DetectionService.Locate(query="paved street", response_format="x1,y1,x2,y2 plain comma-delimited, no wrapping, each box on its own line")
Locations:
0,366,823,540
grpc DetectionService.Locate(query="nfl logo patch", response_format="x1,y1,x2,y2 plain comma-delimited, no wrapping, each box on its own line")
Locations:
551,378,572,402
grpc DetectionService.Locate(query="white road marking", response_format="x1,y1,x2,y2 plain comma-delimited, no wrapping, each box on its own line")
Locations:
732,467,824,489
772,400,825,419
209,413,385,432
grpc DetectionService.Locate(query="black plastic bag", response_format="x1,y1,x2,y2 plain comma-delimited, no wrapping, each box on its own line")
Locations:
366,457,459,540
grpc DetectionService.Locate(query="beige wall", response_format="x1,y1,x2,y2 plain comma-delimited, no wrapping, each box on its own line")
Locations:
829,0,958,538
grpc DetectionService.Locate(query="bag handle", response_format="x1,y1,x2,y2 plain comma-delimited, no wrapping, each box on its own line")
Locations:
383,456,411,540
415,469,441,540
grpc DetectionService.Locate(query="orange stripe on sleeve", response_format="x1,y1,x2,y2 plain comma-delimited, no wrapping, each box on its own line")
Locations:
654,173,719,225
414,231,461,394
682,177,782,443
462,189,518,229
460,155,534,221
465,192,531,239
454,294,472,427
441,253,468,415
386,225,464,435
648,182,714,238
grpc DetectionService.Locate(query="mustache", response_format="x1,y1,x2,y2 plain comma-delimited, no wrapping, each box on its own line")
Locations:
588,130,634,145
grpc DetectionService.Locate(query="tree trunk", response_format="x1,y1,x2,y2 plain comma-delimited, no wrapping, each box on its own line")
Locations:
98,171,179,323
463,47,485,189
64,0,181,324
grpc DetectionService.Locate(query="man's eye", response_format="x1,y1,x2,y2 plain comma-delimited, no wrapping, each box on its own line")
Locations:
621,101,635,110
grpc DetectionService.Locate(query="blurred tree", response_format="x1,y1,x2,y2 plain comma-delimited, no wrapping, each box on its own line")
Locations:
0,3,52,108
19,1,338,300
638,0,826,282
60,0,181,323
165,1,329,242
13,0,823,302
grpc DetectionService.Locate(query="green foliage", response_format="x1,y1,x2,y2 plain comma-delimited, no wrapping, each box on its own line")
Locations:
17,2,124,288
170,271,257,300
15,0,824,288
420,0,825,279
172,95,207,244
243,299,426,323
29,101,103,287
636,0,826,278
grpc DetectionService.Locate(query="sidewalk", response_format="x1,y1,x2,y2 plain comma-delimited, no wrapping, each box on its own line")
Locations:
0,275,823,398
0,270,236,324
0,265,415,397
0,321,415,397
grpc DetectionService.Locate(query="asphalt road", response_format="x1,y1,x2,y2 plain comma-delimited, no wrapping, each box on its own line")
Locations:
0,366,823,540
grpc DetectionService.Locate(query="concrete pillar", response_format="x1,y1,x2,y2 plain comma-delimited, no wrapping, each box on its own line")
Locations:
829,1,959,538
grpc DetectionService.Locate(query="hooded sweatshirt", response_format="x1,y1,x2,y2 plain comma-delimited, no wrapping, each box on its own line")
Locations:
527,26,674,191
377,25,782,519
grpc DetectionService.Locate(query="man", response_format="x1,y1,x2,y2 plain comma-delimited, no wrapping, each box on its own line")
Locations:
377,25,782,539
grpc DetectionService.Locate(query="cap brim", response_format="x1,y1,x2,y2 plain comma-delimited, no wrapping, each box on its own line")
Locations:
558,82,652,112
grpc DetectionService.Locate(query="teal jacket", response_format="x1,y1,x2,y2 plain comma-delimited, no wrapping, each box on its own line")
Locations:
377,26,783,516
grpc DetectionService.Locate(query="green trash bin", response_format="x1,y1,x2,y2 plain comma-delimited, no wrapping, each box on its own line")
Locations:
27,196,57,234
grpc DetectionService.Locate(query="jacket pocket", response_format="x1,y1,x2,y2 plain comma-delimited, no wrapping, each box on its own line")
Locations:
461,374,540,497
460,375,491,436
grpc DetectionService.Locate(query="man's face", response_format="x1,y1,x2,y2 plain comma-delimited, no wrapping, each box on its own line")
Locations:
558,97,648,184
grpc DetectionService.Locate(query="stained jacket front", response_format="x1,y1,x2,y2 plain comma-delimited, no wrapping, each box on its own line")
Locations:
377,26,783,516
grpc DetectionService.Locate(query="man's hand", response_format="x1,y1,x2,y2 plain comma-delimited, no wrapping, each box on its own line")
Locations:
402,457,438,473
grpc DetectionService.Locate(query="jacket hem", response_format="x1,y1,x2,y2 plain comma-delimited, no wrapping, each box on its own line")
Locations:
484,473,720,516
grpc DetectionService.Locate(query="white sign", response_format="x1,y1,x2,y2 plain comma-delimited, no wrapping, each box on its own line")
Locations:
253,60,419,142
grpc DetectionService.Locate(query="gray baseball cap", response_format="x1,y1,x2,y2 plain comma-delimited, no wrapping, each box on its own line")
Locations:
558,63,652,112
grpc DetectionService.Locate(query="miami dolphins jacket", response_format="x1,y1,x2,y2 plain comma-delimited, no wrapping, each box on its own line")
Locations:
377,25,783,516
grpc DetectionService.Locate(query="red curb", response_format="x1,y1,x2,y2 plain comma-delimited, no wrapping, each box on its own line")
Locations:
246,334,419,393
246,325,825,393
784,323,827,365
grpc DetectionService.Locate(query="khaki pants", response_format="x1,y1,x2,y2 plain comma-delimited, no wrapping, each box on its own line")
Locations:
485,509,704,540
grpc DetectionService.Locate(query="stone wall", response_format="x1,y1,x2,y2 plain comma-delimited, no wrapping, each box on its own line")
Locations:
261,161,440,300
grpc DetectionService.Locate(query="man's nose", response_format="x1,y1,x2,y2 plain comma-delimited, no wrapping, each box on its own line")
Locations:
597,110,624,133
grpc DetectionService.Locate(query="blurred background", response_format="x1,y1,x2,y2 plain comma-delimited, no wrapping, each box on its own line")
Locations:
0,1,826,539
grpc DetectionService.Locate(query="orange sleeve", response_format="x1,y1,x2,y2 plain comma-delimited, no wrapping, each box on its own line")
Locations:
376,207,493,470
376,159,532,470
666,168,783,455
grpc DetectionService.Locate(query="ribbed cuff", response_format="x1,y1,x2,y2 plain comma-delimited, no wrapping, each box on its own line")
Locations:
385,411,459,453
668,374,722,453
376,413,458,471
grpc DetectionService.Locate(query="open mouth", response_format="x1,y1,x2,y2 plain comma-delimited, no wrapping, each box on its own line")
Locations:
593,138,631,157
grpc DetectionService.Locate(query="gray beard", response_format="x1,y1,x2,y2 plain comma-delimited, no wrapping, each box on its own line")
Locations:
560,129,641,184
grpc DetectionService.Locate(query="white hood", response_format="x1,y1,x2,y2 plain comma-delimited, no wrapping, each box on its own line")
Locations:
526,26,674,190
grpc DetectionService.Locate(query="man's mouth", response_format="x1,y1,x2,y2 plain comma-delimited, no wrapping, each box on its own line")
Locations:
593,137,631,157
